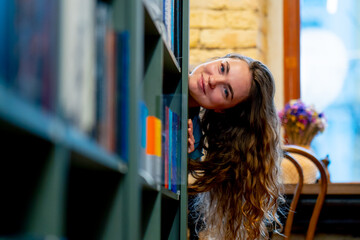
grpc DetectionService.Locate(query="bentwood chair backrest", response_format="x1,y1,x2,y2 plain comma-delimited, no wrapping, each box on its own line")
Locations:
282,151,304,239
282,145,328,240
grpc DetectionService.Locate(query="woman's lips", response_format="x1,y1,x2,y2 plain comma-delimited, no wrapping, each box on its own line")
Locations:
200,74,206,95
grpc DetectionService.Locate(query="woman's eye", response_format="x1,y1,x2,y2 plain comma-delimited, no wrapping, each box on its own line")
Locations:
220,63,225,73
224,87,229,98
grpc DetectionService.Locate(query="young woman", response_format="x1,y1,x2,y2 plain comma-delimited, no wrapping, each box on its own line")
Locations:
187,53,284,239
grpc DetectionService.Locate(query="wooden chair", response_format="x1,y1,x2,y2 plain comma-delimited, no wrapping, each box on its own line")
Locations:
282,151,304,240
282,145,328,240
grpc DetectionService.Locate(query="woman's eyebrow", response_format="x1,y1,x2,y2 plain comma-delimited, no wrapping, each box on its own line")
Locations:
228,84,234,100
226,61,230,74
225,61,233,100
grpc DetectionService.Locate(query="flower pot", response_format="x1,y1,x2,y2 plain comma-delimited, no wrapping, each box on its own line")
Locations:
281,145,318,184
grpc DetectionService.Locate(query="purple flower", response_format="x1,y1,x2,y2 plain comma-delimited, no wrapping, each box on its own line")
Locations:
279,99,327,132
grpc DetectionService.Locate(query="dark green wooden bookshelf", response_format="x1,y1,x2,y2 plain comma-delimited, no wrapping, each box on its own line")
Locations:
0,0,189,239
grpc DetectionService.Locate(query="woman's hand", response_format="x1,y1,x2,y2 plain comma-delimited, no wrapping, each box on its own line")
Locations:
188,119,195,153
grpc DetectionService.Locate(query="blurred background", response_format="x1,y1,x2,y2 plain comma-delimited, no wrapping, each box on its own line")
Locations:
189,0,360,183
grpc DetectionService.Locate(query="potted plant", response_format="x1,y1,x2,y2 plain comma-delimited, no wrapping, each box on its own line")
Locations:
278,99,327,183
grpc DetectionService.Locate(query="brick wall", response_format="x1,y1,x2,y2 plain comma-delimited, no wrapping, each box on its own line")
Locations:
189,0,268,67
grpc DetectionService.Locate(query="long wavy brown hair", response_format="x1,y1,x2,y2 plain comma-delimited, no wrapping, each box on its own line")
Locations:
188,53,284,239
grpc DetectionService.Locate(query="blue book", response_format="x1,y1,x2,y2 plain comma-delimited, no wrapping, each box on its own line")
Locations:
168,108,173,190
170,0,174,52
171,111,178,193
116,31,130,162
176,111,181,193
1,1,17,88
18,0,58,109
140,101,149,149
0,0,9,85
174,0,182,61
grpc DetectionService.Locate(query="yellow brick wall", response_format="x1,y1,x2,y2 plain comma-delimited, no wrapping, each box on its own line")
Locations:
189,0,268,67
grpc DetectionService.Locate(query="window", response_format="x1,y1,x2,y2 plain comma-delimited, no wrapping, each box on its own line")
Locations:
300,0,360,182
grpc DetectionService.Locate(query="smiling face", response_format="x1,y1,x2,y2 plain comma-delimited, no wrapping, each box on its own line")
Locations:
188,58,252,111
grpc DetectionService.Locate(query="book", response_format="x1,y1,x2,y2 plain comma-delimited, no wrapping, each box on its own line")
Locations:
59,0,96,134
168,108,173,190
164,106,170,189
174,0,182,62
171,111,179,193
145,115,156,185
115,31,130,161
163,0,172,50
154,117,162,185
0,0,59,112
0,0,12,86
140,101,149,151
94,2,116,152
170,0,174,52
95,1,109,144
144,115,162,185
104,22,116,152
162,94,182,193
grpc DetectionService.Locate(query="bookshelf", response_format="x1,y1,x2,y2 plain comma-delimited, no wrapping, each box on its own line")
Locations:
0,0,189,239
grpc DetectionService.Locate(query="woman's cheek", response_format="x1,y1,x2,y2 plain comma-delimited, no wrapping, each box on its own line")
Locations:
214,90,224,102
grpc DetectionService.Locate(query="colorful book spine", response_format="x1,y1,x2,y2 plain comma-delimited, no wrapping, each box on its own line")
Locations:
162,102,181,193
145,116,156,185
145,115,162,185
154,117,162,185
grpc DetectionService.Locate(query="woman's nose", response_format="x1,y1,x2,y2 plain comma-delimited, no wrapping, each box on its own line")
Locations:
209,76,225,88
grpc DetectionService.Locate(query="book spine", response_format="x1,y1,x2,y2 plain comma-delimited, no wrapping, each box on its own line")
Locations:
93,2,117,152
59,0,96,135
145,116,156,185
170,0,174,52
95,1,109,143
144,115,162,185
168,108,173,190
163,0,172,49
176,110,181,193
139,102,149,182
105,26,116,152
155,117,162,185
0,0,10,86
164,106,169,189
174,0,182,61
171,111,177,193
1,0,59,112
115,31,130,161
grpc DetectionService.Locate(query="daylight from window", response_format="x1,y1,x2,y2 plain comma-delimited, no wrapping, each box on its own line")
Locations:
300,0,360,182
